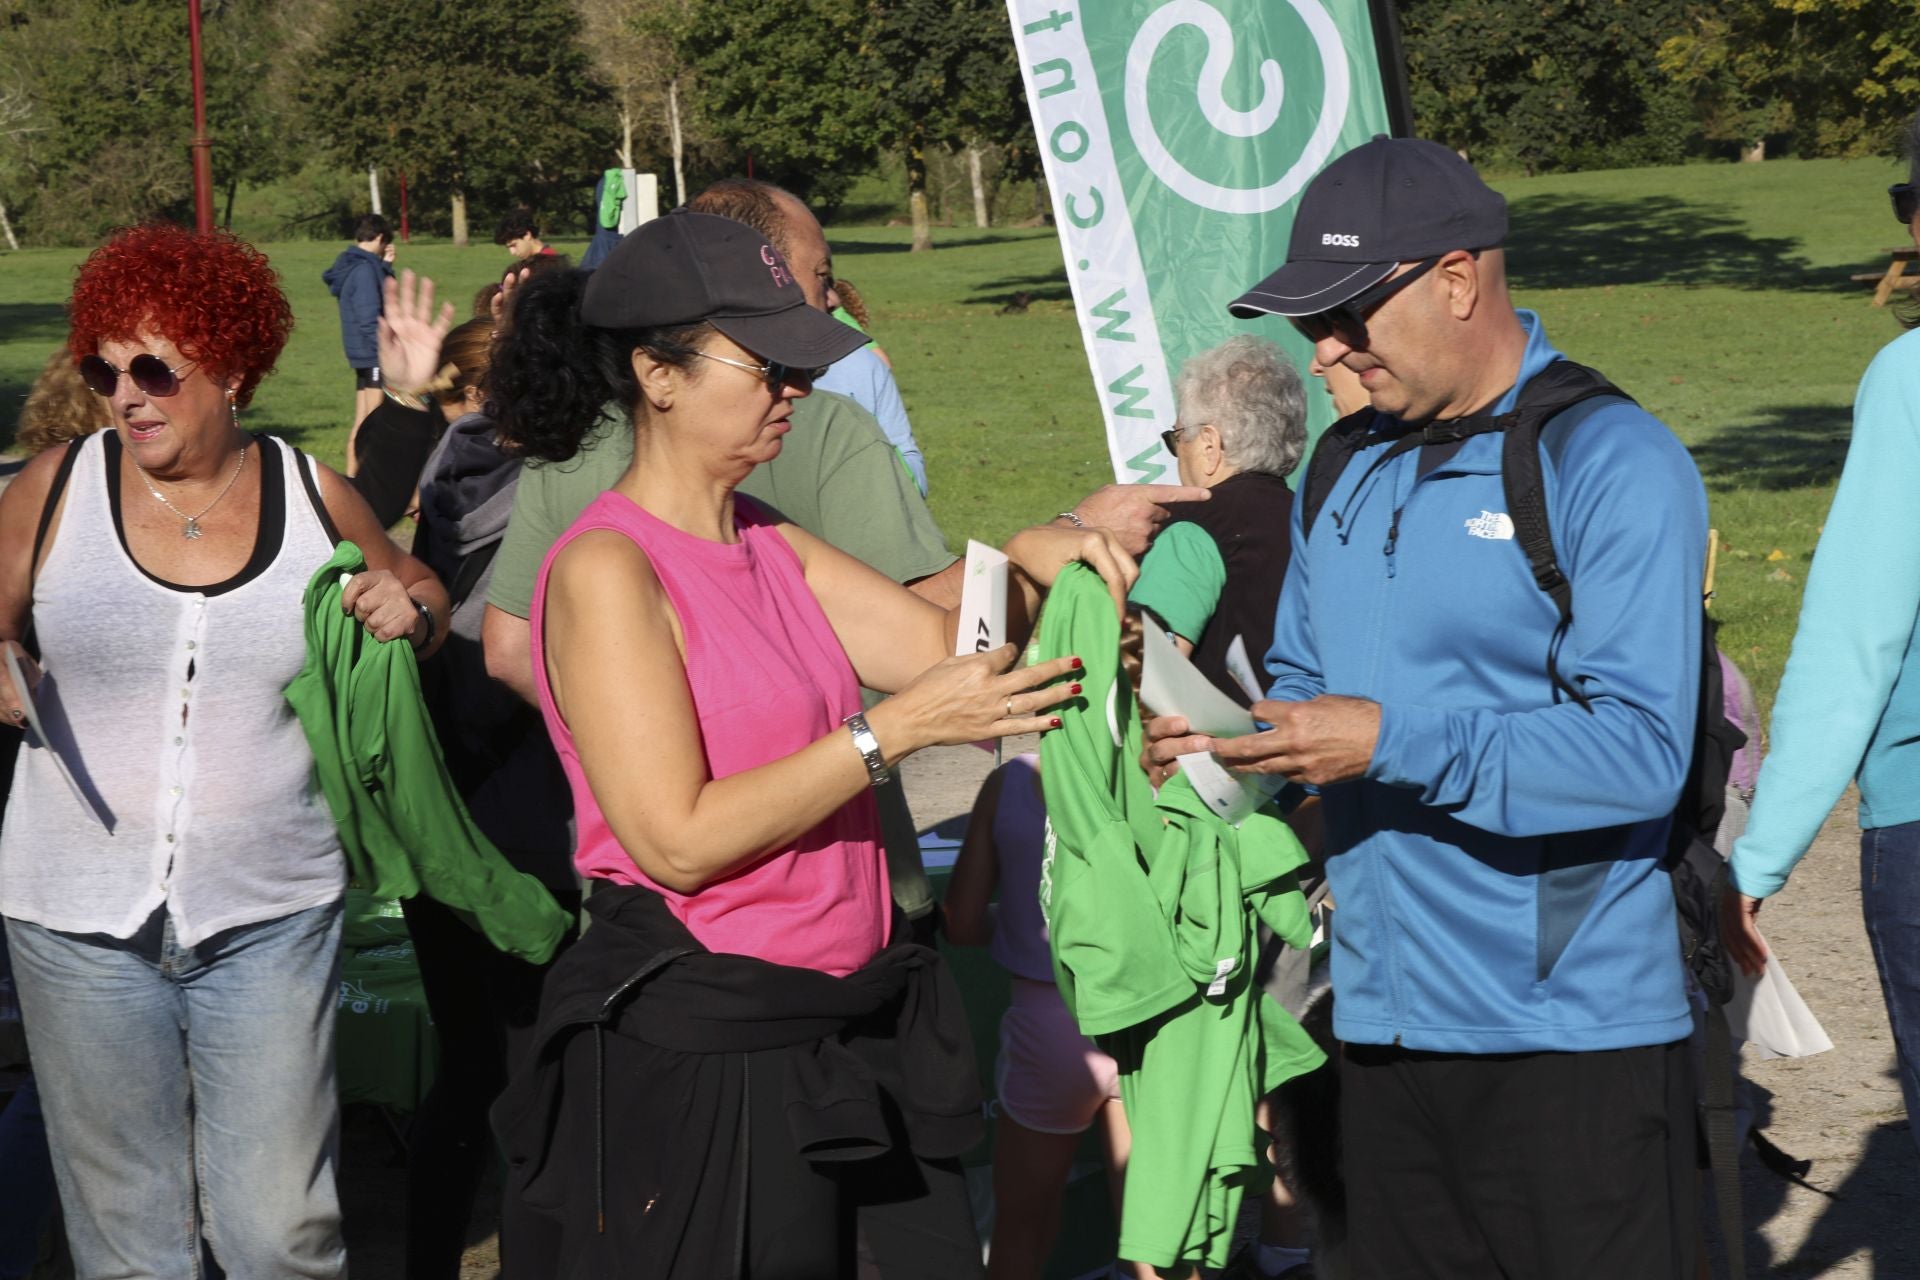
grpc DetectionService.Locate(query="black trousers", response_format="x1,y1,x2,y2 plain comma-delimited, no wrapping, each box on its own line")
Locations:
1341,1039,1698,1280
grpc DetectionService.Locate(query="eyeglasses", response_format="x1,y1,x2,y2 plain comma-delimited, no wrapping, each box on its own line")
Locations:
78,353,199,398
1892,183,1918,226
1160,426,1185,454
1287,256,1444,349
691,349,826,389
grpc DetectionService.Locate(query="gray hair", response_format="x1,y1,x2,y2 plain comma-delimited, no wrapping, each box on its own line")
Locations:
1171,335,1308,477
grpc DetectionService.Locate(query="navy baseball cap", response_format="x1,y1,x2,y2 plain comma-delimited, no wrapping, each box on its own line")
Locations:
581,211,867,369
1229,136,1508,319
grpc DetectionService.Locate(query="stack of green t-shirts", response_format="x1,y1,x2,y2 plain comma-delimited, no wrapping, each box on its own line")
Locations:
1036,564,1325,1274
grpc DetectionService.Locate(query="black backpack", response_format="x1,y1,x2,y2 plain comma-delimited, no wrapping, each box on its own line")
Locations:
1299,361,1750,1267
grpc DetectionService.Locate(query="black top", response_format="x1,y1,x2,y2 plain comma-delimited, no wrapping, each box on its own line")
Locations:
1156,469,1296,707
349,398,443,528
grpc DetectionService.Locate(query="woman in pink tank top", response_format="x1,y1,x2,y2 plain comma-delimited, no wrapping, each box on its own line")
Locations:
486,212,1136,1277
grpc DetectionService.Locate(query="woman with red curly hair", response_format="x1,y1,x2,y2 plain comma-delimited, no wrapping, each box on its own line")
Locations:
0,223,452,1280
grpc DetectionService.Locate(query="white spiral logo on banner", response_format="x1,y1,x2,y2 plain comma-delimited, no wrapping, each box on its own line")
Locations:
1124,0,1351,214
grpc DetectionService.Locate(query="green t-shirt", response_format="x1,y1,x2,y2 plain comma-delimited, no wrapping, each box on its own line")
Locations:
1127,520,1226,643
485,389,956,920
486,389,954,618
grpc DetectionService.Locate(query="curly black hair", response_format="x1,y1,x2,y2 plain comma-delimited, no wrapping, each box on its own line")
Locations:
486,268,708,463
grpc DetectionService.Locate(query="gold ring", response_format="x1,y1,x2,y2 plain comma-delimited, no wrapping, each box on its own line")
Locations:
1005,697,1015,719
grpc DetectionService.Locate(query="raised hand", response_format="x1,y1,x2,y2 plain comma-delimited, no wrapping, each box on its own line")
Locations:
377,270,457,396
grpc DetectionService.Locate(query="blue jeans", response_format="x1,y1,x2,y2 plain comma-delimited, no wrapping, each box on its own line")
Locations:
1863,822,1920,1157
5,901,346,1280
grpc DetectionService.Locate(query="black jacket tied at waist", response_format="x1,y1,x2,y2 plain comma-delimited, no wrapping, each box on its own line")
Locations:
491,885,983,1278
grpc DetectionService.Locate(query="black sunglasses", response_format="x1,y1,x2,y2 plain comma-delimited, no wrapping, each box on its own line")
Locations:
1893,183,1918,226
1160,426,1185,454
1288,256,1444,348
78,353,198,398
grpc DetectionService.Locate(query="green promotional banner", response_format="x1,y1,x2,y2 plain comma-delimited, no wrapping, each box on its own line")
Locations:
1008,0,1406,482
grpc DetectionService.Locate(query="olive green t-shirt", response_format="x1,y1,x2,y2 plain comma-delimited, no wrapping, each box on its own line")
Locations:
485,389,956,920
486,389,955,618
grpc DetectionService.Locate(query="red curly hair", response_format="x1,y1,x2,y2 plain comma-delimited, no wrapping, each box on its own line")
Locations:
67,223,294,409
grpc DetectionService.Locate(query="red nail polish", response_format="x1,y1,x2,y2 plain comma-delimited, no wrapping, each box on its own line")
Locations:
1049,717,1062,729
1070,683,1083,695
1071,656,1084,669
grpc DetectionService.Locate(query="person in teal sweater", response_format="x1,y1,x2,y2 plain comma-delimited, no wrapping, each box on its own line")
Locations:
1728,110,1920,1155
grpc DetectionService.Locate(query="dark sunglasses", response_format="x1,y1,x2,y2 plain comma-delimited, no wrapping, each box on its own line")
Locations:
1893,183,1918,226
1288,256,1444,348
78,353,198,398
1160,426,1185,454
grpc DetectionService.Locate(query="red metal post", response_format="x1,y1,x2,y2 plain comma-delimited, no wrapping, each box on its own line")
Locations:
187,0,214,234
399,171,410,242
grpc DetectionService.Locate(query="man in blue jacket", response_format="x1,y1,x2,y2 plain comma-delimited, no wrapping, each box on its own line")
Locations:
322,213,395,472
1149,137,1707,1279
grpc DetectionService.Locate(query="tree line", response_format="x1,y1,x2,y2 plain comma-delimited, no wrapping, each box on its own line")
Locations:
0,0,1916,251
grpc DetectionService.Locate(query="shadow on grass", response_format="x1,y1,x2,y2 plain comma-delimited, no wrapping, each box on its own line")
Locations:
1689,405,1851,492
968,270,1072,309
1505,194,1840,293
0,302,68,343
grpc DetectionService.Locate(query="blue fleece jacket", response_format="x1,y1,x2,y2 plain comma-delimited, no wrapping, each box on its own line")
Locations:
1265,311,1705,1053
322,246,391,368
1732,327,1920,897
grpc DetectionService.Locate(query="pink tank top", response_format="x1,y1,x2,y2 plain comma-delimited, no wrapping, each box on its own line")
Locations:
532,491,888,976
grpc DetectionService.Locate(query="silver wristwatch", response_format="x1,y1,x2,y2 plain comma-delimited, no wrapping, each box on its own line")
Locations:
844,712,892,787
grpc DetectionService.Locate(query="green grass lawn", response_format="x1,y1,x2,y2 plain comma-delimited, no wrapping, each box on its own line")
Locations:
0,154,1908,715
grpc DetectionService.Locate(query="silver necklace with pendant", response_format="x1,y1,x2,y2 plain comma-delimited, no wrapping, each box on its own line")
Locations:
132,443,249,539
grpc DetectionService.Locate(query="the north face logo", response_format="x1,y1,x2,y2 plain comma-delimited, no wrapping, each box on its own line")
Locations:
1464,510,1515,540
1320,232,1360,248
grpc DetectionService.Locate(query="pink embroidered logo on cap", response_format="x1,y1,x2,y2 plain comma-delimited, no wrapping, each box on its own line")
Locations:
760,244,793,289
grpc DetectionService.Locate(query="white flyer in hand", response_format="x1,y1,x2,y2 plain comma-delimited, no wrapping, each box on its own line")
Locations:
1728,946,1834,1061
1138,619,1280,825
955,540,1009,658
5,647,111,831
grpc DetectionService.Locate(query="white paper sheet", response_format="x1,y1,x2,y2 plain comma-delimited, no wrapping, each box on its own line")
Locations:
1139,619,1279,824
955,540,1009,658
1728,947,1833,1061
6,647,111,831
1222,634,1266,705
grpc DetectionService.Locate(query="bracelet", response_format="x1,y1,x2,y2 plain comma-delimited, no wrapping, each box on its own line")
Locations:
1056,509,1087,529
409,599,436,652
844,712,892,787
381,385,428,412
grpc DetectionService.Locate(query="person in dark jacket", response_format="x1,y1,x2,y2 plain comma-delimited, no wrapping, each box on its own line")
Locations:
322,212,395,473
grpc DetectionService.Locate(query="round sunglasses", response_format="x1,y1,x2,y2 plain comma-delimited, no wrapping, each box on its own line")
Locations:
78,353,199,398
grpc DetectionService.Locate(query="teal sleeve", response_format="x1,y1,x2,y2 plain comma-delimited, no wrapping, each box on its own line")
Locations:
1732,331,1920,897
1128,521,1225,642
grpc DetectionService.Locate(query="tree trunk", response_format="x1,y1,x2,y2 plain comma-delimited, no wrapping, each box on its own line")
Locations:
451,188,468,247
1744,138,1766,162
0,197,17,252
223,176,239,228
619,101,634,170
969,146,989,228
368,163,382,215
668,79,687,207
907,133,933,252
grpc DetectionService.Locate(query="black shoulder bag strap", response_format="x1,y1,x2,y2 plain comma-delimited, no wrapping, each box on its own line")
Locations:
1298,407,1381,541
20,436,88,660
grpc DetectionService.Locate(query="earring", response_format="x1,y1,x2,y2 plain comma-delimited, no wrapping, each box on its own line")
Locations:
227,389,239,430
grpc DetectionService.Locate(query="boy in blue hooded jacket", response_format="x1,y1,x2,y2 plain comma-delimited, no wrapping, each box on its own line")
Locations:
322,213,395,470
1150,137,1707,1280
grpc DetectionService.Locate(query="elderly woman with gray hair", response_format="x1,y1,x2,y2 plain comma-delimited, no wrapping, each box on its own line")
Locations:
1130,334,1308,705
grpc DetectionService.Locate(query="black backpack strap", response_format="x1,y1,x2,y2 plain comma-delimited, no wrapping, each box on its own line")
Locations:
1298,407,1380,542
1496,361,1633,712
289,442,343,546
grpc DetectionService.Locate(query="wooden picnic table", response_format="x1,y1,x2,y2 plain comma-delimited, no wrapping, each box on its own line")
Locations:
1853,245,1920,305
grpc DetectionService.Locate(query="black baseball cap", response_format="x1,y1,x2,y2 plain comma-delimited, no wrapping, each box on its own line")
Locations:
580,211,867,369
1229,136,1507,319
